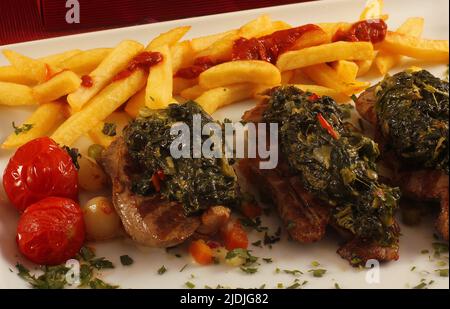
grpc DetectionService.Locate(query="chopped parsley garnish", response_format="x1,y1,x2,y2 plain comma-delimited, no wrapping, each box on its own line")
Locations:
89,257,115,270
311,261,320,267
120,255,134,266
413,282,428,289
12,122,33,135
239,217,268,232
102,122,117,136
240,267,258,274
432,242,449,257
157,265,167,275
262,258,273,264
286,282,301,289
435,269,449,277
277,283,284,288
283,269,303,276
334,282,341,289
185,281,195,289
15,247,117,289
308,269,327,278
89,278,118,289
252,240,262,248
62,146,81,169
226,248,258,267
350,94,358,103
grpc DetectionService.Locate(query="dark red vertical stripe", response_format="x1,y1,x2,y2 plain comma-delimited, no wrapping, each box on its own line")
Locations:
1,0,312,45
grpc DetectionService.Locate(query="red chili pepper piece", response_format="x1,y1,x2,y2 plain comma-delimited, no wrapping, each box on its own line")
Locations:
151,174,161,192
308,93,321,101
317,113,340,140
156,169,165,180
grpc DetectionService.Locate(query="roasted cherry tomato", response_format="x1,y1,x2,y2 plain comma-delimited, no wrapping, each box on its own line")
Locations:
2,137,78,212
16,197,85,265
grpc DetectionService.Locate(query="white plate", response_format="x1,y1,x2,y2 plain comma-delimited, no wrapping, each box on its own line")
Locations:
0,0,449,289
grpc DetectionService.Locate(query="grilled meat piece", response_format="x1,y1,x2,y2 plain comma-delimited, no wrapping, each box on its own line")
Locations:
238,158,330,243
337,236,399,266
101,138,200,247
239,86,400,265
355,70,449,241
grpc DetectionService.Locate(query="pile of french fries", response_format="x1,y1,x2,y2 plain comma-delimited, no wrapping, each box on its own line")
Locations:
0,0,448,149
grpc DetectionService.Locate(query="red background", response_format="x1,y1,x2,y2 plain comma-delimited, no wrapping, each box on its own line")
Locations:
0,0,310,45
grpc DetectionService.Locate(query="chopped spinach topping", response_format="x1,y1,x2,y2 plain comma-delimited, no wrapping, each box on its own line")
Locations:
375,70,449,174
124,101,239,215
263,86,400,245
102,122,117,136
12,122,33,135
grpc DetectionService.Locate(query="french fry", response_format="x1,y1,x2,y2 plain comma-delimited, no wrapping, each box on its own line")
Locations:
289,69,313,84
292,28,330,49
331,60,359,83
59,48,112,76
145,45,173,109
276,41,374,71
0,49,81,85
271,21,292,31
173,77,198,94
379,32,449,62
88,112,132,147
32,71,81,103
317,22,351,41
0,81,37,106
195,83,255,114
52,69,147,146
375,17,425,75
239,14,273,38
39,49,82,67
303,63,369,96
292,84,350,103
359,0,388,20
195,15,273,62
2,50,50,83
281,70,294,84
0,66,35,85
171,41,195,72
196,32,239,62
124,88,146,118
2,102,68,149
190,30,237,54
145,26,191,50
199,60,281,89
355,59,374,76
67,40,143,112
180,85,206,100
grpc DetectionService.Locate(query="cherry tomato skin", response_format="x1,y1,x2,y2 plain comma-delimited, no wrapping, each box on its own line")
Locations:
16,197,85,265
2,137,78,212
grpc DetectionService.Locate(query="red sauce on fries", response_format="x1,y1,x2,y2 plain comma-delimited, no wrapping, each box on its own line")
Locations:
232,24,321,63
333,19,387,43
81,75,93,87
175,24,322,79
113,51,163,82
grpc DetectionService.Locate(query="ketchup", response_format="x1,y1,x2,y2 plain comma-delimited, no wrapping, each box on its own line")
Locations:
174,56,218,79
113,51,163,82
175,24,322,79
333,19,387,44
81,75,93,88
232,24,322,63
